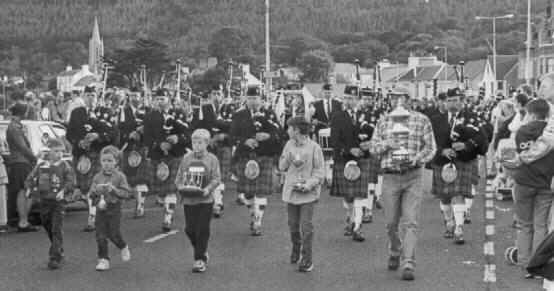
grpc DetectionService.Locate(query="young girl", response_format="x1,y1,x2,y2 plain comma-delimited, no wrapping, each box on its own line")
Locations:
175,129,221,273
90,145,132,271
279,117,325,272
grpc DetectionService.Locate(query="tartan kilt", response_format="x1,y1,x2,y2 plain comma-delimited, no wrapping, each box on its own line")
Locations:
236,156,275,198
214,146,232,183
431,160,479,201
149,156,182,196
120,150,152,187
367,155,380,184
73,153,101,193
330,158,371,200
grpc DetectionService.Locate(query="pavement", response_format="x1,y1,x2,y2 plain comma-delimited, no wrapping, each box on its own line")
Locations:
0,170,544,291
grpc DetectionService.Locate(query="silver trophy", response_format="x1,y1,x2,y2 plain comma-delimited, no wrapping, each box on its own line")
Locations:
388,106,412,166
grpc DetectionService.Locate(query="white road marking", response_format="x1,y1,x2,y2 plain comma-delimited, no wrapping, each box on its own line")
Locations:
485,225,495,235
486,210,495,220
483,242,495,255
144,230,179,243
495,206,511,212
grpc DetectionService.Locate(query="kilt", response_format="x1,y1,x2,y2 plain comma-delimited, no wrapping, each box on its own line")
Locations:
150,156,182,196
367,155,380,184
236,156,275,198
330,158,371,201
431,160,479,202
73,153,101,193
120,150,152,187
214,146,232,183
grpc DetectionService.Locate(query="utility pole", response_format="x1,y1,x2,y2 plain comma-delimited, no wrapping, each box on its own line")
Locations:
526,0,532,85
265,0,271,99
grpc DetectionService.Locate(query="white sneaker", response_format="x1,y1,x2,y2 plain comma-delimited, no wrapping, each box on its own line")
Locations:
95,259,110,271
192,260,206,273
121,245,131,262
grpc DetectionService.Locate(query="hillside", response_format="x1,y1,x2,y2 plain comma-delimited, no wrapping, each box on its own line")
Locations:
0,0,551,87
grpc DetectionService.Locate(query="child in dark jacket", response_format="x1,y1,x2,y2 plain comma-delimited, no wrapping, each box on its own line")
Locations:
24,138,75,270
512,98,554,277
90,145,132,271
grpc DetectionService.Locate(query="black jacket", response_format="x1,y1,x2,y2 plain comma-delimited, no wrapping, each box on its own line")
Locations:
229,106,282,159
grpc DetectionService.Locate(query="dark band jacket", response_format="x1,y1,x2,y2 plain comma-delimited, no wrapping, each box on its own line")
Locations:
147,109,190,160
450,110,489,162
212,102,239,147
77,106,117,156
356,107,379,159
231,106,283,159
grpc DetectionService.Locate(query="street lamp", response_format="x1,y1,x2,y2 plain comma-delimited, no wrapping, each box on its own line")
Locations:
434,46,448,81
475,13,514,96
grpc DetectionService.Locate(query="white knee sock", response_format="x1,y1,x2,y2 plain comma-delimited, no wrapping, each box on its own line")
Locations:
452,204,466,232
465,198,473,212
439,202,454,228
343,201,354,224
376,175,383,198
366,184,376,212
214,184,224,206
136,190,145,215
254,197,267,227
353,199,365,231
87,195,96,226
163,194,177,226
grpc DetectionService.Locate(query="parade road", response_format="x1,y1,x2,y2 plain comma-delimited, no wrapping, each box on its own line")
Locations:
0,174,538,291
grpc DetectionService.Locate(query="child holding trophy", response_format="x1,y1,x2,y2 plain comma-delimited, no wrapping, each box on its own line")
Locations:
279,117,325,272
175,128,221,273
89,145,132,271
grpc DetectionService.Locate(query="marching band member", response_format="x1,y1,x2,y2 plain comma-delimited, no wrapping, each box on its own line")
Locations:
367,89,436,281
67,90,117,232
357,89,381,223
310,83,342,136
229,86,282,236
429,88,488,244
119,92,151,218
143,90,189,233
191,91,227,218
329,86,371,242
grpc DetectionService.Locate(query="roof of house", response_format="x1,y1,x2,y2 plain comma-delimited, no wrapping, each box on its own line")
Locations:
58,69,80,77
379,65,410,82
487,55,518,79
462,59,488,81
74,75,98,87
397,65,443,82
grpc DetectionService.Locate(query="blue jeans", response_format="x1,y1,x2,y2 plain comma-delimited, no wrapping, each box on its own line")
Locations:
96,204,127,260
513,183,553,267
287,202,316,263
382,168,423,269
40,200,65,262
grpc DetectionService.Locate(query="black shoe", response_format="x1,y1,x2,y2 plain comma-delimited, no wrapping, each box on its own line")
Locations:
464,211,471,224
47,259,62,270
388,256,400,271
236,197,245,206
251,228,262,236
401,267,415,281
344,223,354,236
17,225,39,233
82,225,95,232
162,225,172,233
352,230,365,242
374,198,383,210
443,228,454,239
362,211,373,224
298,260,313,272
454,232,465,245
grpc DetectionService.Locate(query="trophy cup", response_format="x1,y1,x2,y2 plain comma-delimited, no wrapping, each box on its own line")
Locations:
388,106,412,166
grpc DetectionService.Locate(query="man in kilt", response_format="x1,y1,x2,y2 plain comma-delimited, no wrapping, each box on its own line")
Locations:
229,86,282,236
118,91,152,218
191,91,229,218
143,90,190,232
66,91,117,232
429,88,488,244
358,89,382,224
329,85,375,242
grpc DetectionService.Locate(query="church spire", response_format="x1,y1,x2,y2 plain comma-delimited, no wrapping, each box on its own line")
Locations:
89,16,104,76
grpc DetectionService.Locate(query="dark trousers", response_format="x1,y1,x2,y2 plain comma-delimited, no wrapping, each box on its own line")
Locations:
7,163,32,225
184,203,213,262
287,202,316,263
40,200,65,262
95,205,127,260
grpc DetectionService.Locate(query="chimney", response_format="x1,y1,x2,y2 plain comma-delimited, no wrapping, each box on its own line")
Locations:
66,66,73,71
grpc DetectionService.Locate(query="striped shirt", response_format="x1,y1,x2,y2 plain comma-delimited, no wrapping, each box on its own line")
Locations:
369,110,436,171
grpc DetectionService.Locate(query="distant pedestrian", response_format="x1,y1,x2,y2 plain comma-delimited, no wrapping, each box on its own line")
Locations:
176,129,221,273
24,138,75,269
89,145,132,271
279,117,324,272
